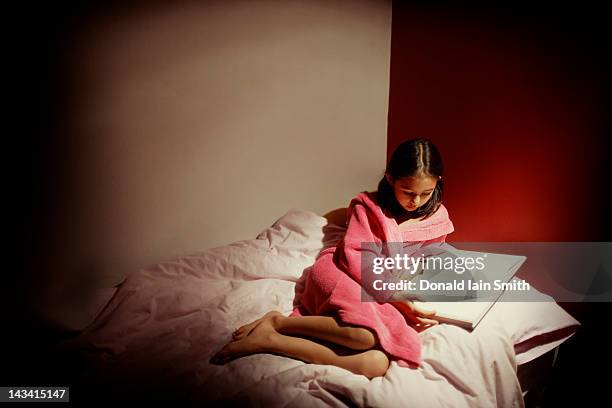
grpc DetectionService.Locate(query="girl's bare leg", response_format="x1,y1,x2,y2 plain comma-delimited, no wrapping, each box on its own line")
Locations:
219,312,388,377
211,316,389,379
233,311,377,350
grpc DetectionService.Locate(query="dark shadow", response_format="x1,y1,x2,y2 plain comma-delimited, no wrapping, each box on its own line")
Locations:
323,207,348,228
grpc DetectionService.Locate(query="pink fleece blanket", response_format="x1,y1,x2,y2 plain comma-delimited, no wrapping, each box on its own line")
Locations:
291,191,454,368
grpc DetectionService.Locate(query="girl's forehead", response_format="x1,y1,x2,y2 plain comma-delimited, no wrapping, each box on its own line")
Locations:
397,175,438,189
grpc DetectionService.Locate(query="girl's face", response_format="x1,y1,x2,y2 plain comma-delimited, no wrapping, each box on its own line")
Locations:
385,174,439,212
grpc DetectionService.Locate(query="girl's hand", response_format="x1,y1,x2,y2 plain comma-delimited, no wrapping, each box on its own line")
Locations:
390,300,439,332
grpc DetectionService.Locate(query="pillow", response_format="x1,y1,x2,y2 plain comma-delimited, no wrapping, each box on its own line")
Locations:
474,278,581,365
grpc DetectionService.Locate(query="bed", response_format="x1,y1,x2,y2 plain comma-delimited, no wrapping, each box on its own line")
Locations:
61,207,580,406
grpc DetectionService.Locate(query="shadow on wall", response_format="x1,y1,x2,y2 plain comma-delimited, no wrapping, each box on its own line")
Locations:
324,207,348,227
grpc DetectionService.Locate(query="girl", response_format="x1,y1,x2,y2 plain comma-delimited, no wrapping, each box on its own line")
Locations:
210,138,454,379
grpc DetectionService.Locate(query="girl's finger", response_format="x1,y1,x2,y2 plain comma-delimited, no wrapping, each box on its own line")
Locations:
405,312,423,326
405,314,420,325
414,305,436,316
417,309,436,317
416,317,439,326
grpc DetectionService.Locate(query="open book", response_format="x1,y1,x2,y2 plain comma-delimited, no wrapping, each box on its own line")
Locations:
395,245,527,330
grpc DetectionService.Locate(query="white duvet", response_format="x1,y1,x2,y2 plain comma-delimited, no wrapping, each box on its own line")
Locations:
64,208,526,407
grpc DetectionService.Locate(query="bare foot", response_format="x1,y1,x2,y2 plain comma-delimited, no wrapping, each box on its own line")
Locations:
210,316,278,365
232,310,283,340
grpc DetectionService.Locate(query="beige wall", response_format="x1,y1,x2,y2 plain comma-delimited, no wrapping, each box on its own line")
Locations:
38,0,391,326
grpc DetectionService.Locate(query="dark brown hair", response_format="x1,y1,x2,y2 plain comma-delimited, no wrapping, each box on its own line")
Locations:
376,138,445,221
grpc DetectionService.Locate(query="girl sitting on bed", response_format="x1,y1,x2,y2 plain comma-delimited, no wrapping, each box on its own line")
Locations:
210,138,454,379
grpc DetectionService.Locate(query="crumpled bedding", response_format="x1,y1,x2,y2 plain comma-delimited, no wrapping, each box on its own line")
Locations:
62,208,524,407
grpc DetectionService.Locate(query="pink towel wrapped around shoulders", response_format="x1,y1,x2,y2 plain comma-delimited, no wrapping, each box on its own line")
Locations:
290,191,454,368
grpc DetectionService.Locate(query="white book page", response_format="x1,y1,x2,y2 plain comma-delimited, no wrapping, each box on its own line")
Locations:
411,248,527,329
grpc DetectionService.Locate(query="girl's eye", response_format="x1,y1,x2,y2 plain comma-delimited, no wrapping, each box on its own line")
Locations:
404,192,432,196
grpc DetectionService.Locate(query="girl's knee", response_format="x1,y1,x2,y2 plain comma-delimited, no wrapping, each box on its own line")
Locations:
360,350,389,379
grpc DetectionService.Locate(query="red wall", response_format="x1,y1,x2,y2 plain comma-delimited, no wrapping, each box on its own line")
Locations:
387,5,608,241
